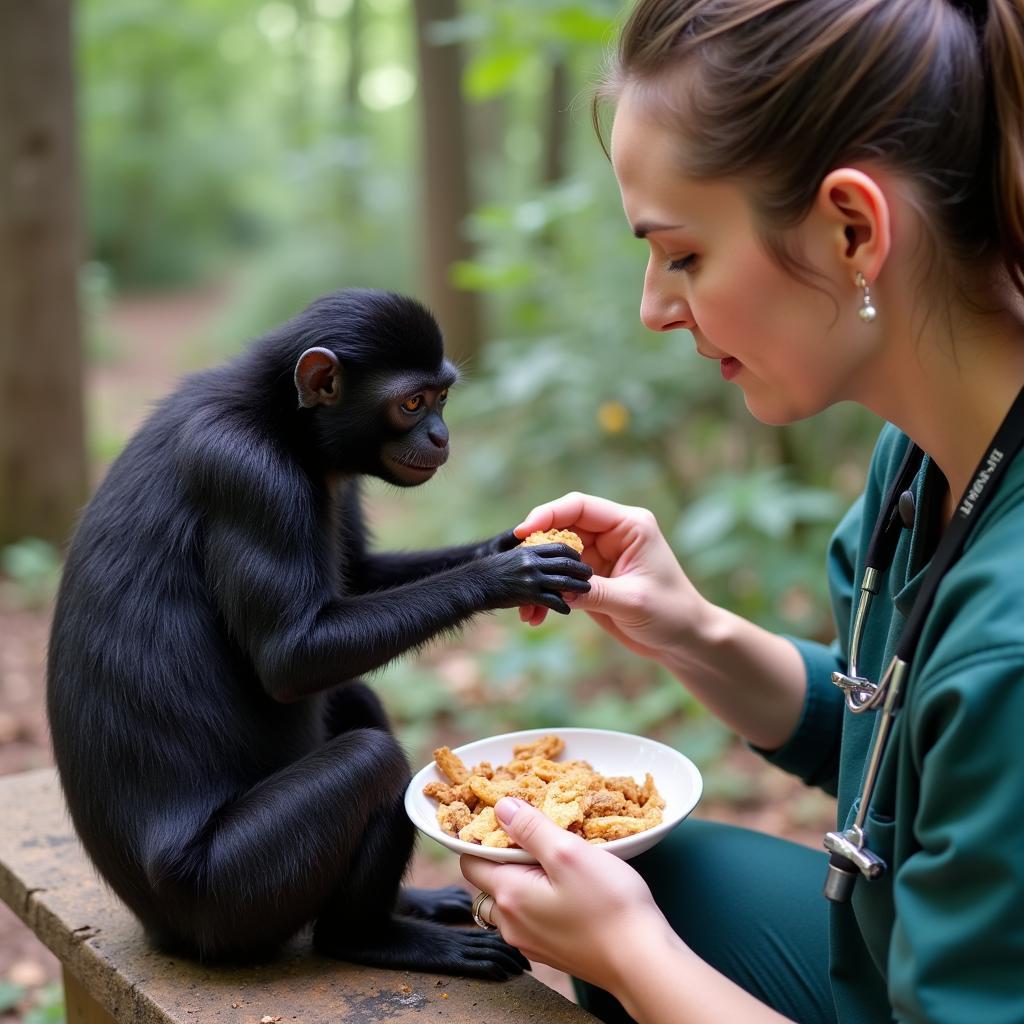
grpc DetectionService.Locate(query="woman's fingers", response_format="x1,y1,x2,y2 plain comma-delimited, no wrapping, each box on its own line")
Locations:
515,492,638,538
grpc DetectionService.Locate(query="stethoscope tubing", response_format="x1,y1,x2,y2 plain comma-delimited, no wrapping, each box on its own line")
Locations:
824,384,1024,900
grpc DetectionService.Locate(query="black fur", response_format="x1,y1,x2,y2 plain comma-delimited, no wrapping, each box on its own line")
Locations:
46,289,590,976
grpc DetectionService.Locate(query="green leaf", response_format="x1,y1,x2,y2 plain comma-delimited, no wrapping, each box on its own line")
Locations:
463,48,534,100
544,8,616,44
450,260,535,292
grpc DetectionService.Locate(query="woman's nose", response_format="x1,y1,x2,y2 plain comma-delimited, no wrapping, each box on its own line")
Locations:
640,265,694,333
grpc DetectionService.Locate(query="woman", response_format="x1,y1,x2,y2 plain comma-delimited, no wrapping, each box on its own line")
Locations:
460,1,1024,1022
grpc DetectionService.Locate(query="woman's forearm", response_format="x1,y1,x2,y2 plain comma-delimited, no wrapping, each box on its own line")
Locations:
606,917,795,1024
658,604,807,751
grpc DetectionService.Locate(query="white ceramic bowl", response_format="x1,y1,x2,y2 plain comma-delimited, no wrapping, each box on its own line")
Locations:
404,727,703,864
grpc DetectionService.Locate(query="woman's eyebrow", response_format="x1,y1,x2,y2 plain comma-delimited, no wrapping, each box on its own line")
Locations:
633,221,686,238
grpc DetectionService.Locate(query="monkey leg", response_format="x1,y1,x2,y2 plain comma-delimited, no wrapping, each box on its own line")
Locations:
144,728,412,961
311,785,527,980
322,682,475,926
322,680,391,735
143,727,524,977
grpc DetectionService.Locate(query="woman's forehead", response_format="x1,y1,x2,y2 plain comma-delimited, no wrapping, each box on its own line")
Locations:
611,102,746,235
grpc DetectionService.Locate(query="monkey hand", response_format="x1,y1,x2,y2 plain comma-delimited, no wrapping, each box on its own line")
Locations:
479,544,592,615
473,528,522,558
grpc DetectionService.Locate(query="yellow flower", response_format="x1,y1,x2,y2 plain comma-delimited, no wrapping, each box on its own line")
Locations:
597,400,630,435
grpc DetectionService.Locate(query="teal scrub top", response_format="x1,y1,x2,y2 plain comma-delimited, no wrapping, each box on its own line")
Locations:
761,423,1024,1023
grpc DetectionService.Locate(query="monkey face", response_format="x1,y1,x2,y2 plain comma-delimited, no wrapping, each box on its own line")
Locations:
378,388,451,487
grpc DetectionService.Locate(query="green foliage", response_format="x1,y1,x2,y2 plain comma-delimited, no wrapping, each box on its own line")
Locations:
0,983,64,1024
79,0,876,802
0,540,62,610
79,0,419,289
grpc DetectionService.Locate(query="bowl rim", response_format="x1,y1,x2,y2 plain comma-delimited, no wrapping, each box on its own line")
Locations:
404,726,704,864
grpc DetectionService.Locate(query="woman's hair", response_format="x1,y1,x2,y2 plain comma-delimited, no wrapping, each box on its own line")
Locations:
595,0,1024,306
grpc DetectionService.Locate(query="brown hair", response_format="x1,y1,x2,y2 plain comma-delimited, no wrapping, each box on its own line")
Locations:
595,0,1024,306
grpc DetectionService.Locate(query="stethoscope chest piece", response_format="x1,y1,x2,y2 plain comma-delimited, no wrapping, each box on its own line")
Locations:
823,825,886,903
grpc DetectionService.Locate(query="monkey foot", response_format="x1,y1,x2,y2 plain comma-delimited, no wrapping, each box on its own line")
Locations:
397,884,474,923
313,916,530,980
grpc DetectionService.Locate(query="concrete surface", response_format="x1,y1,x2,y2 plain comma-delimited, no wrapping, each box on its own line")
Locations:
0,769,597,1024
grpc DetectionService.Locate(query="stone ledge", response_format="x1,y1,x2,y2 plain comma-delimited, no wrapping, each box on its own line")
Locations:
0,769,596,1024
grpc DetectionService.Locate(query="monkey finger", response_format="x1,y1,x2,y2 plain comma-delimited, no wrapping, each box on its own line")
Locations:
538,558,593,581
529,542,588,564
538,593,572,615
540,575,592,595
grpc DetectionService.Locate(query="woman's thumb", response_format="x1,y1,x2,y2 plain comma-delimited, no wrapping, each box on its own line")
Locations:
495,797,569,860
570,572,616,613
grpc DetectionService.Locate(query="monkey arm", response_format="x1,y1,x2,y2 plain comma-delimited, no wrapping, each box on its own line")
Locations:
206,503,587,701
185,428,587,703
335,480,518,590
354,532,519,590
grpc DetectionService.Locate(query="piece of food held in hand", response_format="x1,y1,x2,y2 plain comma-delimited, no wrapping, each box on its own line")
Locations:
424,734,665,849
521,529,585,555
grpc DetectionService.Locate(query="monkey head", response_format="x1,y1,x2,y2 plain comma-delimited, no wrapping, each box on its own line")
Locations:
294,347,458,488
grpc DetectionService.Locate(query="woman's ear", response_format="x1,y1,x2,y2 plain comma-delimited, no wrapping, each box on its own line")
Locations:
816,167,892,286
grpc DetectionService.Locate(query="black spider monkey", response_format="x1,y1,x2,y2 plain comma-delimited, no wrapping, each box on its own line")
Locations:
47,288,592,977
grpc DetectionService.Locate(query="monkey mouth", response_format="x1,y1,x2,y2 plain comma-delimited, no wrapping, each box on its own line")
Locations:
385,453,445,483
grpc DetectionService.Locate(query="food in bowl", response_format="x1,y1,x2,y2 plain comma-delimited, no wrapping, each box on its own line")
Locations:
423,734,664,849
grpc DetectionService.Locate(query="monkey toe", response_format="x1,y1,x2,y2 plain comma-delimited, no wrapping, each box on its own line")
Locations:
397,884,474,923
313,916,528,979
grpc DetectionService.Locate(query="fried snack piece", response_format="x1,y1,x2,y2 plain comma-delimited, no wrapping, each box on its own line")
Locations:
603,775,642,804
437,800,473,836
521,529,584,555
423,780,478,809
512,735,566,761
481,829,513,848
433,746,469,785
423,734,666,849
458,805,501,843
539,777,586,830
468,773,546,808
582,816,652,842
584,789,632,818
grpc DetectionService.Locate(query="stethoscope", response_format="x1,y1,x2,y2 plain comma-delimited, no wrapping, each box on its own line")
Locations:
823,386,1024,903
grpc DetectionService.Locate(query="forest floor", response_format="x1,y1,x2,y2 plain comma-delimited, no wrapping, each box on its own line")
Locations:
0,287,837,1014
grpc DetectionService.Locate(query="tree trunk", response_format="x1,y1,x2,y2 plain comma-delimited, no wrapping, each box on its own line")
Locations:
541,60,569,186
0,0,88,548
412,0,483,364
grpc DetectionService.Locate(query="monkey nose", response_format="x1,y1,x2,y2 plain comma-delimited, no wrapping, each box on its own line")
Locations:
428,429,448,449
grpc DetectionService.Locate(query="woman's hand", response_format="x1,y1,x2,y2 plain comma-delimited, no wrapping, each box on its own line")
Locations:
459,797,674,989
514,492,710,663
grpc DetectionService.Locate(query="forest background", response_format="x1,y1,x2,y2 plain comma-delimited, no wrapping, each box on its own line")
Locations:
1,0,880,1017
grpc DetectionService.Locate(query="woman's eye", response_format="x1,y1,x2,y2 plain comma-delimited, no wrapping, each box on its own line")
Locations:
402,396,423,413
668,255,696,273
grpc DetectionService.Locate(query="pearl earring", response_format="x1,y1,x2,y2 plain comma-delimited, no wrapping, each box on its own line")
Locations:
856,272,877,323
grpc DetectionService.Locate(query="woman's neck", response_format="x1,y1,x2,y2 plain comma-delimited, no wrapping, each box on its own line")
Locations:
865,285,1024,522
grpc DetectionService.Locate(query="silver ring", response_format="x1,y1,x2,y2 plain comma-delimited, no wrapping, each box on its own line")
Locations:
471,890,498,931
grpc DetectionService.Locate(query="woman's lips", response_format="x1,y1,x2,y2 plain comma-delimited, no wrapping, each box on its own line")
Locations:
720,357,741,381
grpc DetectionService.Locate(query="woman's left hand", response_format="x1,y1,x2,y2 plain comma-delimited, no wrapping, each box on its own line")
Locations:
459,797,671,988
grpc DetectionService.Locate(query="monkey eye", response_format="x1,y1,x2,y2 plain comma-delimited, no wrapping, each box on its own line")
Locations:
402,395,424,413
439,389,449,404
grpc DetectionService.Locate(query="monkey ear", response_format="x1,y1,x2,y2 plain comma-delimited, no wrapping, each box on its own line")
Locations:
295,347,342,408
